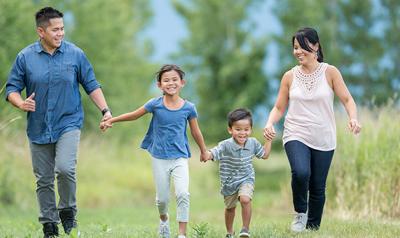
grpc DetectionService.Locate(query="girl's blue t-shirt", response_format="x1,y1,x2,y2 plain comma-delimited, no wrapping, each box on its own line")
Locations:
141,97,198,159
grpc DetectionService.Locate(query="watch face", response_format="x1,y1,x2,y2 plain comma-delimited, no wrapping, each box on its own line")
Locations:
102,108,109,115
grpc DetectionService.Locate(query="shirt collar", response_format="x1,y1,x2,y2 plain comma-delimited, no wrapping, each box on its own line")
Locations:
34,40,65,54
228,137,251,151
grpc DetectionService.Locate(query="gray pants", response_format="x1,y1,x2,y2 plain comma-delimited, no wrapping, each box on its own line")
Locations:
29,129,80,224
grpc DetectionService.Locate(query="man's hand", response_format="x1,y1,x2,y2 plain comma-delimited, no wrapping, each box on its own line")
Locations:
18,93,36,112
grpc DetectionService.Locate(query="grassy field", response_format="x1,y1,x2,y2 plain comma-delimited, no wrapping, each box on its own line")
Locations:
1,105,400,237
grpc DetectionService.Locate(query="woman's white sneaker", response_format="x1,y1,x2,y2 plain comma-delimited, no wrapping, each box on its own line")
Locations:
291,213,307,232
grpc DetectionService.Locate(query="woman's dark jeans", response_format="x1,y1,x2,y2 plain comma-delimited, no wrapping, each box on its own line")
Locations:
284,140,334,229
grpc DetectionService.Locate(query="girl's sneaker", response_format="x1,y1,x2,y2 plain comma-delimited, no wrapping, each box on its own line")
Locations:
225,233,234,238
239,228,250,237
291,212,307,232
159,219,170,238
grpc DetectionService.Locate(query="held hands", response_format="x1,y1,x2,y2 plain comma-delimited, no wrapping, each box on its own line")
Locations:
99,114,113,132
263,124,276,141
200,150,213,162
348,118,362,135
18,93,35,112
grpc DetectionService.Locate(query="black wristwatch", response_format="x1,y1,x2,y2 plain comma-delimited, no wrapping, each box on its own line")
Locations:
101,107,111,116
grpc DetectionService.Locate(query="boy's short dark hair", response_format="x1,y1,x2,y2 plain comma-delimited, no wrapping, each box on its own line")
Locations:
227,108,253,128
35,7,63,28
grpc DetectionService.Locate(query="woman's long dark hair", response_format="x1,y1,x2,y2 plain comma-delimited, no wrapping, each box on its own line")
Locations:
292,27,324,62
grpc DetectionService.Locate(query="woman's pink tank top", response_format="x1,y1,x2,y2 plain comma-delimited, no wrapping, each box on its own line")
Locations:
283,63,336,151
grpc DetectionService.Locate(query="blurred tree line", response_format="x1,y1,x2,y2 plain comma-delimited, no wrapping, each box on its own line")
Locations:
1,0,399,142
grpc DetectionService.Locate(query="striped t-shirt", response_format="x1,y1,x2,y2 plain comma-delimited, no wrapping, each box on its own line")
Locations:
210,137,265,196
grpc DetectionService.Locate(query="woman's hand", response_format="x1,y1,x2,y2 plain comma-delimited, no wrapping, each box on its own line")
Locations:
348,118,361,135
264,124,276,140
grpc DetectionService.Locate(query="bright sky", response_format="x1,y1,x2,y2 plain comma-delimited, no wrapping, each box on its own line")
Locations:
145,0,281,74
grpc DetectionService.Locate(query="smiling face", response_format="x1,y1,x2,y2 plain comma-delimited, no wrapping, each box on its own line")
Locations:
228,119,252,146
293,38,318,66
157,70,185,96
37,17,64,53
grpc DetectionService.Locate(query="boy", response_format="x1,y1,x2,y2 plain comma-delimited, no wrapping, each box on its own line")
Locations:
204,108,271,238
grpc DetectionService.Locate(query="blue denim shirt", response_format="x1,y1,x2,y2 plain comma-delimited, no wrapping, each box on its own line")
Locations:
6,40,100,144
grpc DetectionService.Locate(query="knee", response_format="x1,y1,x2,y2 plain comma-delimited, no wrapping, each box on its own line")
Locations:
292,170,310,183
226,207,236,213
36,174,54,188
56,165,75,179
309,185,326,197
156,197,169,208
176,192,190,204
239,195,251,205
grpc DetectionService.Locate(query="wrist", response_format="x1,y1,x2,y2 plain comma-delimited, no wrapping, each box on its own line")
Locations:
101,107,112,116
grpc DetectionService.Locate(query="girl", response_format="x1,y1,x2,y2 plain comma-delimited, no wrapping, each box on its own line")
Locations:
101,64,208,238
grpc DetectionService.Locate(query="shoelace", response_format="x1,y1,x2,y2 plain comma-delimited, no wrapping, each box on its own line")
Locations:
294,214,305,224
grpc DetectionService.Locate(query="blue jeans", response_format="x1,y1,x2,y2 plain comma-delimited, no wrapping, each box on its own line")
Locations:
284,140,334,229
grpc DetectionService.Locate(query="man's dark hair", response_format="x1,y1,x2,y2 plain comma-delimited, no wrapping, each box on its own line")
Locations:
227,108,253,128
156,64,185,82
35,7,63,28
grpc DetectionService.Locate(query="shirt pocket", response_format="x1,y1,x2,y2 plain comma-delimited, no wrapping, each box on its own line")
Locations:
61,64,77,85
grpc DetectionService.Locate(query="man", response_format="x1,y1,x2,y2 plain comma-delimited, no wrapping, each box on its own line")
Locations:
5,7,112,237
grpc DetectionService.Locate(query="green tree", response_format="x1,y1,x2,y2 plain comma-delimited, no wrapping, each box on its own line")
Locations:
173,0,269,141
63,0,155,131
273,0,397,105
0,0,37,130
380,0,400,102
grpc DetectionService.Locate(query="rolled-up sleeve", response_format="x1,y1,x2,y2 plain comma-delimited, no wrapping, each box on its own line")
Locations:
5,53,26,100
78,51,100,94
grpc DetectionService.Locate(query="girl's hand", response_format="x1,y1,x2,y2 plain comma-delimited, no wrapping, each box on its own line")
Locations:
348,118,361,135
263,124,276,140
99,120,112,132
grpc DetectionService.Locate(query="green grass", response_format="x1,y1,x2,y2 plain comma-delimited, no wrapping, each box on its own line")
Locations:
1,206,399,237
1,105,400,237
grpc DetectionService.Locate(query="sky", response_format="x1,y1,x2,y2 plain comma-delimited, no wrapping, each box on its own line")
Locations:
144,0,281,74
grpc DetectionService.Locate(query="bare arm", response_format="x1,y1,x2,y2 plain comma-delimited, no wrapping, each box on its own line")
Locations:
264,71,291,140
261,139,272,160
100,106,147,131
328,66,361,134
89,88,112,120
188,118,208,161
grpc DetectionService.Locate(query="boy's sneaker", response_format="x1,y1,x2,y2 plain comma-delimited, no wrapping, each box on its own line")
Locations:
159,219,170,238
59,209,78,235
177,235,186,238
225,233,234,238
291,212,307,232
239,228,250,237
43,222,59,238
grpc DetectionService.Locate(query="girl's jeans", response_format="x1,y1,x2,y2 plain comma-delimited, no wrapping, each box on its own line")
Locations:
284,140,334,229
152,157,190,222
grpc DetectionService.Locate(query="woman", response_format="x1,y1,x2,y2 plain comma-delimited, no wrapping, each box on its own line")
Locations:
264,27,361,232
